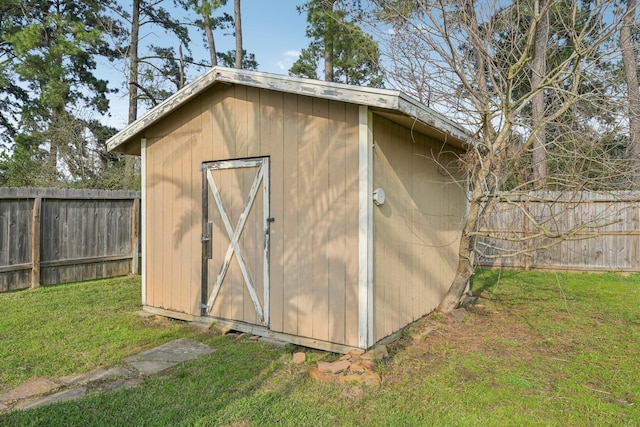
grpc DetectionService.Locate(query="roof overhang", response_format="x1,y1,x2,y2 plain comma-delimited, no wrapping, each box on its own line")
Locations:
107,66,471,154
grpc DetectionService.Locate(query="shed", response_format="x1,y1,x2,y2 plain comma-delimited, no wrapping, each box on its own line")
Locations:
107,67,469,353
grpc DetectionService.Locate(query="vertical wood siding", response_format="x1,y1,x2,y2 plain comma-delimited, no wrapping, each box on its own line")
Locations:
0,189,139,292
372,115,467,342
144,85,360,347
477,192,640,271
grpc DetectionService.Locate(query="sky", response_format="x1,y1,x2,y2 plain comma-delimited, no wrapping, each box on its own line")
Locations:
104,1,311,128
209,1,309,74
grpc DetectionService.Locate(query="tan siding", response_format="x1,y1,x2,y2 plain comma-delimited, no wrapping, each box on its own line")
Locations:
344,105,360,347
145,137,159,308
281,93,299,335
189,98,210,315
327,102,347,345
144,84,361,347
247,87,261,157
216,88,233,159
311,98,330,343
144,98,203,314
261,89,285,331
372,115,466,342
295,96,315,339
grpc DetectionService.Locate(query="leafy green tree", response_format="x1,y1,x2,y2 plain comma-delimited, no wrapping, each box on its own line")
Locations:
290,0,384,87
113,0,192,117
0,3,28,151
1,0,118,186
217,50,258,70
179,0,232,67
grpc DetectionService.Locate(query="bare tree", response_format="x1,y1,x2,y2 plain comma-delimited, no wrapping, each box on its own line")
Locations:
128,0,141,125
372,1,627,312
620,0,640,184
531,0,550,186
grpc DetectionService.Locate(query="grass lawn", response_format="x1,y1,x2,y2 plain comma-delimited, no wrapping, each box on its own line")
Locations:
0,276,201,390
1,270,639,426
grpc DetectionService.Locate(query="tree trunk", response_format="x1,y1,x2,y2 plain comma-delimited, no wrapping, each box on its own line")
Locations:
128,0,140,124
125,0,141,186
204,13,217,67
323,0,336,81
234,0,242,69
437,181,483,313
621,0,640,185
437,221,476,313
531,0,549,187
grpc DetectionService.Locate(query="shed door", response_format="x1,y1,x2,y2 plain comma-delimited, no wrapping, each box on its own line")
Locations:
201,157,271,326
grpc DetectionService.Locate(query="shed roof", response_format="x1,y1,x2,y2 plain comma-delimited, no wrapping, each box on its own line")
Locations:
107,66,470,154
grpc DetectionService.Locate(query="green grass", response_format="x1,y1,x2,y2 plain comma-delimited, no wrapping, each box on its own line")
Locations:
0,276,200,390
1,270,639,426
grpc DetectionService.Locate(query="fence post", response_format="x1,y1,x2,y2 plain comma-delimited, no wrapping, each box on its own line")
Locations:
31,197,41,288
522,199,530,270
131,197,140,274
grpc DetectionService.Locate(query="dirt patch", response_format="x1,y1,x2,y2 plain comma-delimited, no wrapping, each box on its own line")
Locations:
382,297,567,387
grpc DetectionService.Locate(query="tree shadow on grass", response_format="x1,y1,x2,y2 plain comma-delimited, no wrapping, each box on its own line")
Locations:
0,336,313,427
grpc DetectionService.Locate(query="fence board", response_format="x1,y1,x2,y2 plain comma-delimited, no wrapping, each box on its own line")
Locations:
0,188,140,291
478,191,640,271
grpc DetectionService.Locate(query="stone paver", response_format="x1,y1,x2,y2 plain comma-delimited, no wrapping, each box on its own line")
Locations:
100,378,141,392
258,337,287,347
15,387,88,411
59,366,134,386
124,338,213,375
0,378,60,403
1,333,306,413
0,338,215,414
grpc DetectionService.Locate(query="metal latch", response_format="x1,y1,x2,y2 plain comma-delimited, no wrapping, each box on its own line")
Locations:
202,222,213,260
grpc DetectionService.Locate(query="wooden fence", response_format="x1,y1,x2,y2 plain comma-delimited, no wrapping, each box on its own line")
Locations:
0,188,140,292
477,191,640,272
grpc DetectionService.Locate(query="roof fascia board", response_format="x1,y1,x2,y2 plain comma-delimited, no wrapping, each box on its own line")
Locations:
396,93,470,145
107,66,471,152
215,68,402,109
106,69,223,151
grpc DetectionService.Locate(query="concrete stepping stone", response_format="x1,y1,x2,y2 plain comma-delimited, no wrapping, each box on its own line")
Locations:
123,338,213,375
15,387,87,410
59,366,134,386
0,338,214,413
0,378,60,403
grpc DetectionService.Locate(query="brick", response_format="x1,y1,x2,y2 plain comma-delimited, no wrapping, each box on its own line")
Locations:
292,352,306,364
318,360,351,374
361,345,388,360
348,362,367,373
360,359,377,371
339,372,381,387
307,366,332,383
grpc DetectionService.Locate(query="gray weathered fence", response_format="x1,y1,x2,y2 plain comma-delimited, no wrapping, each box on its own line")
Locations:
0,188,140,292
477,191,640,272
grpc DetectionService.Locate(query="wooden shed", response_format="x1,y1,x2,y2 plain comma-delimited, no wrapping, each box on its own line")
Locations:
107,67,469,353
